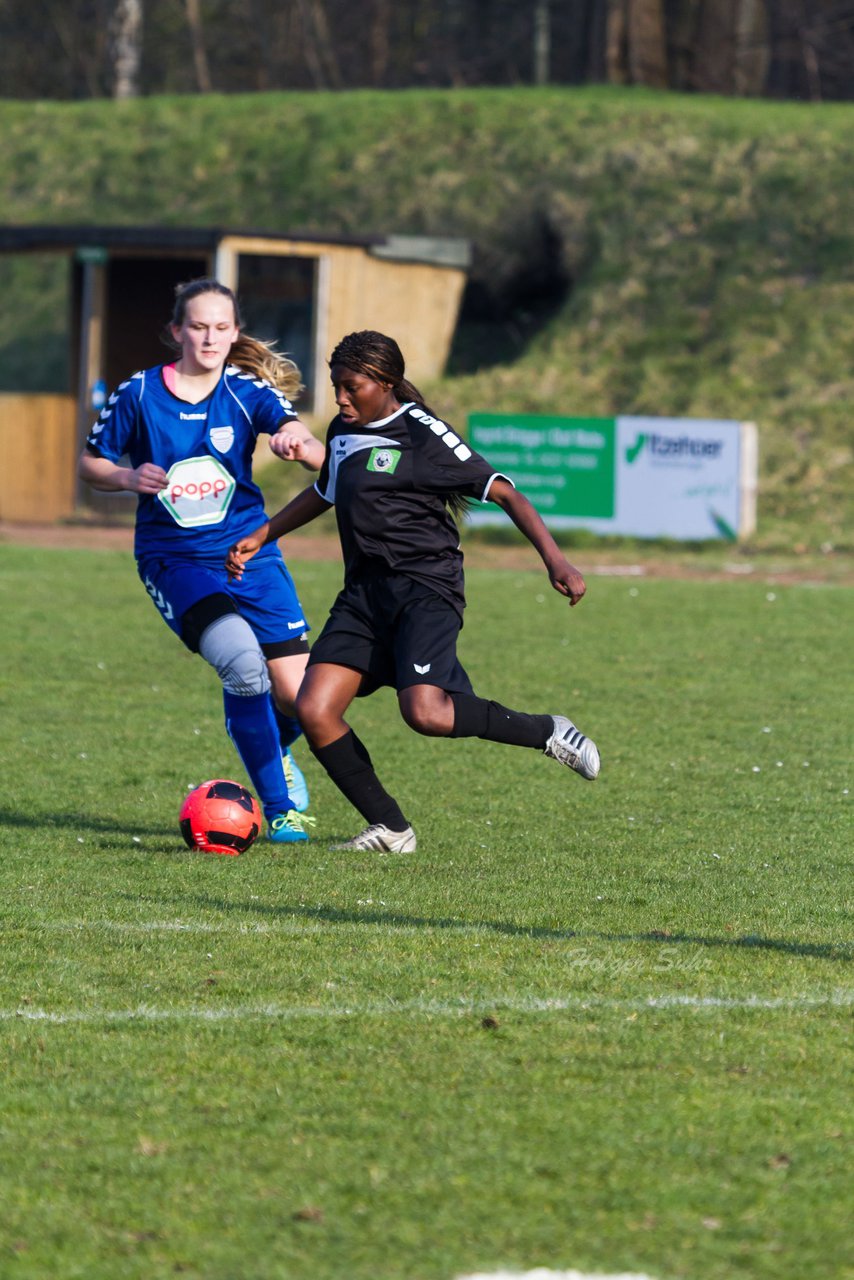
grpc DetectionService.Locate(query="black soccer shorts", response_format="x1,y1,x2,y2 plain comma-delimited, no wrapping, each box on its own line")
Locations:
307,570,475,697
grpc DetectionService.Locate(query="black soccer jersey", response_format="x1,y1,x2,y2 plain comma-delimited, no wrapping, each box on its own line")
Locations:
314,402,510,614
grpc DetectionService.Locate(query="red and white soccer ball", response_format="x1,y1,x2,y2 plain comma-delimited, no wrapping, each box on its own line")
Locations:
179,779,262,856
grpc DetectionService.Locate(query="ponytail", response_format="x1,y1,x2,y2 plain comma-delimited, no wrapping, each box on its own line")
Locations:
227,334,303,400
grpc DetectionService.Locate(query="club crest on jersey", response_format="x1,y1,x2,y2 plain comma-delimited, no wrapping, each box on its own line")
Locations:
209,425,234,453
367,447,401,475
158,455,236,527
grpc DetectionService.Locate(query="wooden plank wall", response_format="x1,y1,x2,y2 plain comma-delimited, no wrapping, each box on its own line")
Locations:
0,394,77,522
217,237,467,424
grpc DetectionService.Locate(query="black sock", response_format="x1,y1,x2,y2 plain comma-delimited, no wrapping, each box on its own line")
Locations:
449,692,553,749
310,730,409,831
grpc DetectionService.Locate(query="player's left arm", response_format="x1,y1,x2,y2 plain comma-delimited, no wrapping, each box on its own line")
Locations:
488,478,587,607
269,417,325,471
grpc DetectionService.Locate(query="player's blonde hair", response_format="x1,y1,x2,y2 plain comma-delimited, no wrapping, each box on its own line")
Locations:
168,278,304,400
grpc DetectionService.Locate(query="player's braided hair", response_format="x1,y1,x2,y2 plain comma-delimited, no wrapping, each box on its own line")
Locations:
329,330,424,404
167,278,303,400
330,330,471,520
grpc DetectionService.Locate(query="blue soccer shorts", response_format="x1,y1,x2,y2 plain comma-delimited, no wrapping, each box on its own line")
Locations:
137,546,309,652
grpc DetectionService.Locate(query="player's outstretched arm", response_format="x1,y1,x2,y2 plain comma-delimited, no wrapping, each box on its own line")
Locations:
488,478,587,607
269,419,325,471
226,484,332,580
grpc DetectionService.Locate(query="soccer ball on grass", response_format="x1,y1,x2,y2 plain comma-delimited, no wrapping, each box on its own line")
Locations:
179,779,262,856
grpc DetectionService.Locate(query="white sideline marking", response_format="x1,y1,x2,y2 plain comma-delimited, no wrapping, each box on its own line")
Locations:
3,990,851,1027
457,1272,655,1280
25,919,318,936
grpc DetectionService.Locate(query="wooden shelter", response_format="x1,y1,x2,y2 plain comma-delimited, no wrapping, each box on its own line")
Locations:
0,225,469,522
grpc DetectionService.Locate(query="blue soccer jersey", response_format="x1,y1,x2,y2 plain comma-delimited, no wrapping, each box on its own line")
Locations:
85,364,297,558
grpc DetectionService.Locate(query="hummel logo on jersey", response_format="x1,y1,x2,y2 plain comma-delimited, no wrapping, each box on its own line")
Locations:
180,411,207,420
367,447,401,474
413,662,431,674
287,619,307,630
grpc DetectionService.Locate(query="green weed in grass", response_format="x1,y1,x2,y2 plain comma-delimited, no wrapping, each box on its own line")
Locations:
0,545,850,1279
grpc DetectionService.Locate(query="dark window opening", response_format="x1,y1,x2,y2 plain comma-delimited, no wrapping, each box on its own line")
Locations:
236,254,317,411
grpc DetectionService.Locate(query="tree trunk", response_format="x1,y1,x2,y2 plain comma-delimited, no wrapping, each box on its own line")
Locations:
606,0,629,82
112,0,143,99
606,0,667,87
626,0,668,87
534,0,551,84
733,0,770,95
298,0,342,89
185,0,213,93
371,0,391,87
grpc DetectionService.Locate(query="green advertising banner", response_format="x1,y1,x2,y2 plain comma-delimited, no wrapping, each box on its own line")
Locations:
468,413,756,540
469,413,616,519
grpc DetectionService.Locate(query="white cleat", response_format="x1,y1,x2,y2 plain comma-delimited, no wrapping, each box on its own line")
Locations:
333,823,417,853
544,715,600,780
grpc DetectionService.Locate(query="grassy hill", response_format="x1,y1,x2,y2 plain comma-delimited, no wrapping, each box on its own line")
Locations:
1,86,852,552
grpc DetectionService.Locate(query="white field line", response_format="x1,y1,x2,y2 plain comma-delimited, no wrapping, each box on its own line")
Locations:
3,990,852,1027
457,1272,656,1280
12,918,320,936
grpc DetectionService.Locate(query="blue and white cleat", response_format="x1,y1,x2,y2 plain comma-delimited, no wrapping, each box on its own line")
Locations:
282,747,310,812
544,715,600,780
268,809,315,844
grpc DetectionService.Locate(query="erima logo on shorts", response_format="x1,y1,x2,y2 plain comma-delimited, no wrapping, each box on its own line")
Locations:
367,447,401,474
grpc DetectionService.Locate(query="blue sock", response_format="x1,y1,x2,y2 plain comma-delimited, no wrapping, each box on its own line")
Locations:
223,689,292,822
275,709,303,753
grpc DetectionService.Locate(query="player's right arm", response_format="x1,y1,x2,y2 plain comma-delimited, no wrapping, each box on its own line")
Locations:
77,373,166,494
226,484,332,580
77,450,168,494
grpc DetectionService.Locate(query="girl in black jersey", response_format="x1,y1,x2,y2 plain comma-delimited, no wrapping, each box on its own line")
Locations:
227,330,600,852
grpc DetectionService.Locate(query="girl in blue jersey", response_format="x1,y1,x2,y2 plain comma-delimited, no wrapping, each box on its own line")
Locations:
77,278,324,843
226,329,600,853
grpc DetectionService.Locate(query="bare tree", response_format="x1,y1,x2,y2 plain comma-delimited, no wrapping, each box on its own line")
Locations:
371,0,392,86
733,0,770,94
112,0,143,99
627,0,668,86
534,0,551,83
606,0,668,86
185,0,213,92
1,0,853,101
297,0,342,88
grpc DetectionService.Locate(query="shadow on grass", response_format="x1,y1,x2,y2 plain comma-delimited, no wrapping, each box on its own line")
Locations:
152,893,852,963
0,808,175,840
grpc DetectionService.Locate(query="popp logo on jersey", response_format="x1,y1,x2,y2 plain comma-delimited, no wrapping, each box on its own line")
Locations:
157,455,236,528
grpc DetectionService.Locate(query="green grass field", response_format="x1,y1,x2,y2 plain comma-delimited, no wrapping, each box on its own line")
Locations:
1,543,851,1280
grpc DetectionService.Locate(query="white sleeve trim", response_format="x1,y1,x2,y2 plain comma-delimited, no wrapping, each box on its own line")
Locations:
481,472,514,503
